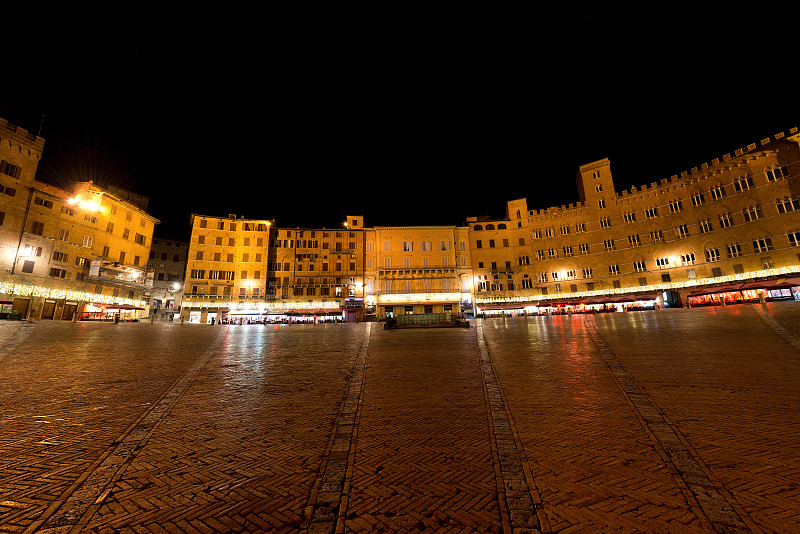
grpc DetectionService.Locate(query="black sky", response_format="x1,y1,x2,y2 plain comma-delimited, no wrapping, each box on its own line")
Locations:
2,10,798,238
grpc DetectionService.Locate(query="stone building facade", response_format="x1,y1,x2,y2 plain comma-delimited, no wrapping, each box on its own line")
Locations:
146,236,189,317
0,117,159,320
181,127,800,321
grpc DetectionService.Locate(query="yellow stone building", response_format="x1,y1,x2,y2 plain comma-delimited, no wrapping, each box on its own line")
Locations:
368,225,473,318
472,129,800,313
181,215,368,323
181,126,800,322
0,117,159,320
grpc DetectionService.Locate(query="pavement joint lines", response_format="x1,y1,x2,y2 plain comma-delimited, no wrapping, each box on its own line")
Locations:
303,322,371,534
477,323,544,534
25,326,230,534
583,314,754,534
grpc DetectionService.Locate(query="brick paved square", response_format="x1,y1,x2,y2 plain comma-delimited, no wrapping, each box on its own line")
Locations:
1,305,798,533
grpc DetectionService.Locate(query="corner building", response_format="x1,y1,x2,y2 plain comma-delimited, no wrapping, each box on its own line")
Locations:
0,117,159,320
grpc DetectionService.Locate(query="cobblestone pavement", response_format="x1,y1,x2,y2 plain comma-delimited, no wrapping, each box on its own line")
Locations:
0,302,798,533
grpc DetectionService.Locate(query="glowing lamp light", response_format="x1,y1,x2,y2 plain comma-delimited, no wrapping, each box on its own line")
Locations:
68,195,104,212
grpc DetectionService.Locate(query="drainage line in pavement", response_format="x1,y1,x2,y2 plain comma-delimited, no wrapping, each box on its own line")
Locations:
303,322,371,534
583,315,753,534
753,304,800,352
0,322,35,363
477,323,545,534
26,327,229,534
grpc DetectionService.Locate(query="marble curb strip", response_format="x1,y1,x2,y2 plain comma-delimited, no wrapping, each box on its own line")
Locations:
583,315,753,534
477,323,545,534
26,327,229,534
303,322,371,534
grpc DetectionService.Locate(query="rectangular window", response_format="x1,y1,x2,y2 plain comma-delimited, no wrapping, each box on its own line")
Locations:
82,235,93,248
608,264,620,275
734,176,754,192
628,234,640,247
705,248,720,262
767,165,790,181
31,221,44,235
676,224,689,239
753,237,774,253
633,260,646,272
743,206,763,222
698,219,713,233
49,267,67,278
681,253,696,265
726,244,742,258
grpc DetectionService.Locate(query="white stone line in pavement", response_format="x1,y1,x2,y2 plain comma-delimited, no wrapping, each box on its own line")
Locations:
583,315,752,534
477,323,542,534
753,304,800,351
28,327,229,534
304,322,371,534
0,322,34,363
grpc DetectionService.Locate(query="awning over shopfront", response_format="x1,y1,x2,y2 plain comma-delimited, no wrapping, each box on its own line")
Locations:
0,299,12,305
690,276,800,297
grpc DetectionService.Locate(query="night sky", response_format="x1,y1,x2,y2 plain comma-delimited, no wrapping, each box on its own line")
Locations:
2,11,798,238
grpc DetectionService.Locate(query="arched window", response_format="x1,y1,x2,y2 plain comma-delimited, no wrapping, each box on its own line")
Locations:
497,223,507,229
473,224,483,231
485,224,495,230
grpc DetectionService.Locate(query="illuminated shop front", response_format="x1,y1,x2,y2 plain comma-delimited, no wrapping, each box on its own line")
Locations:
688,276,800,306
477,294,658,316
376,292,469,318
182,298,356,324
80,302,145,321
